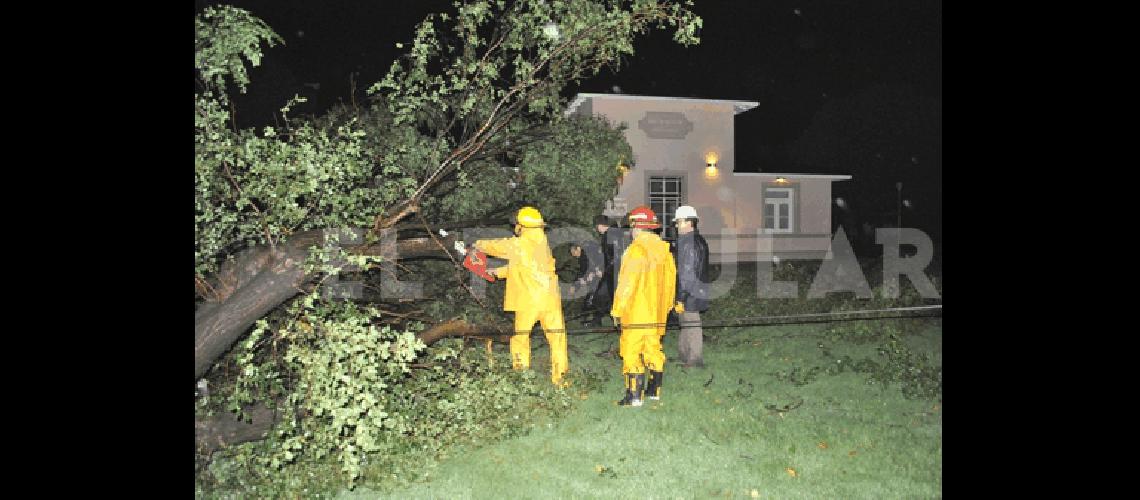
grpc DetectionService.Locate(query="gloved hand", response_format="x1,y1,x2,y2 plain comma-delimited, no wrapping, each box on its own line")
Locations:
673,301,685,314
453,240,467,255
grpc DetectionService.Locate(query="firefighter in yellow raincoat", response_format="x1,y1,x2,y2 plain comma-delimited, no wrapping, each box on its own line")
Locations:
474,206,568,386
610,206,676,406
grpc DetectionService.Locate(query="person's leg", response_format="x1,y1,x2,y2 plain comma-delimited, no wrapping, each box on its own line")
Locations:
617,326,646,406
684,314,702,369
593,285,612,326
680,311,704,367
677,311,692,365
645,367,664,400
539,309,569,386
511,309,539,370
643,329,666,400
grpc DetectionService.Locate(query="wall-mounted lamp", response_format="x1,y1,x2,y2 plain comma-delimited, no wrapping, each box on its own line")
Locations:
774,177,789,184
704,151,719,179
616,159,631,186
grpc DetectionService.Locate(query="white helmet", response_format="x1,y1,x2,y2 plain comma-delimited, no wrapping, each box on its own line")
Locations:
675,205,699,220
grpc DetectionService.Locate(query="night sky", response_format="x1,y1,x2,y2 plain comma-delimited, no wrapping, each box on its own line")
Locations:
196,0,942,246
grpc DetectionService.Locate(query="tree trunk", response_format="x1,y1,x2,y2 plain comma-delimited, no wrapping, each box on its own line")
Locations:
195,402,277,456
415,319,511,345
195,229,463,380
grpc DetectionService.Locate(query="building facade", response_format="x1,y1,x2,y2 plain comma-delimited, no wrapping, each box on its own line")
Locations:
566,93,851,262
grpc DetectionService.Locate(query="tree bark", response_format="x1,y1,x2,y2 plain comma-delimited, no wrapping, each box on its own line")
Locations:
415,319,511,345
195,402,277,456
195,229,463,380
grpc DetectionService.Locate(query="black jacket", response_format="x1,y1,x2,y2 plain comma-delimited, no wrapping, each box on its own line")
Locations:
575,239,605,303
601,226,631,299
675,230,710,312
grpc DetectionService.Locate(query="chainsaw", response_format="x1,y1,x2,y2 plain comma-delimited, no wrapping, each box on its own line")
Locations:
447,231,497,282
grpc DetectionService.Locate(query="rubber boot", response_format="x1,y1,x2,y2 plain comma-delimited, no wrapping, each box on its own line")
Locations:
617,373,644,407
645,370,663,400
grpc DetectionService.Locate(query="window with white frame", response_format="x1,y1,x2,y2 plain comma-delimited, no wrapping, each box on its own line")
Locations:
648,175,684,241
763,187,795,233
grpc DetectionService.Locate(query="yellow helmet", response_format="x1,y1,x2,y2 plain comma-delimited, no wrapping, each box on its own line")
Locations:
514,206,545,228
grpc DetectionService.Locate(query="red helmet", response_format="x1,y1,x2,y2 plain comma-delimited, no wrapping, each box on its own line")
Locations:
627,206,660,229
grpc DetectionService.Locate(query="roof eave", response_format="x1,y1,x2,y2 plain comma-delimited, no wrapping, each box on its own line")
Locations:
732,172,853,181
565,93,760,116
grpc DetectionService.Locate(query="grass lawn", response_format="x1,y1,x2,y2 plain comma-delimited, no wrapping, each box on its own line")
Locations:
337,318,942,499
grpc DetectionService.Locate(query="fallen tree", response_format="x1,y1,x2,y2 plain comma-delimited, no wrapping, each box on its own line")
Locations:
193,0,674,378
195,229,466,379
195,0,702,486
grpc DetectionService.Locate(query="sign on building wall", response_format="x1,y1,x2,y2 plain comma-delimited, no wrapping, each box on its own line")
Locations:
638,111,693,139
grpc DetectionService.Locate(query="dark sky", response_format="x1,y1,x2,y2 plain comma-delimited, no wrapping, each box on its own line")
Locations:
196,0,941,242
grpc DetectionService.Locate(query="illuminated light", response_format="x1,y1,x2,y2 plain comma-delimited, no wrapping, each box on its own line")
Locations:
704,151,719,179
616,160,631,186
704,151,719,167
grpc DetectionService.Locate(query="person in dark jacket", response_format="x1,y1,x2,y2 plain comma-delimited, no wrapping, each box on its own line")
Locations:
568,238,605,325
672,205,709,368
596,214,631,324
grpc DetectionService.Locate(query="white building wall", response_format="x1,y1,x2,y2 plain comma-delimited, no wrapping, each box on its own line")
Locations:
571,94,848,262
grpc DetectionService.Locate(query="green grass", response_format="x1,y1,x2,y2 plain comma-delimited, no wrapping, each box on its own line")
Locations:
336,318,943,499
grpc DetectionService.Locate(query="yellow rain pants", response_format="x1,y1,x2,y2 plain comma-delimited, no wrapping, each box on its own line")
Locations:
610,231,676,375
475,227,568,385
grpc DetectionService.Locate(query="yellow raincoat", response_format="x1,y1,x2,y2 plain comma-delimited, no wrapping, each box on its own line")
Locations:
475,227,567,385
610,231,676,375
